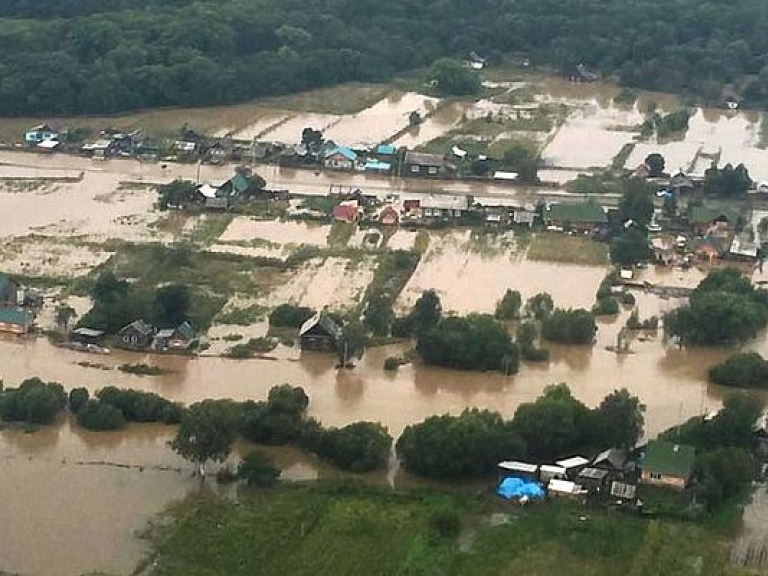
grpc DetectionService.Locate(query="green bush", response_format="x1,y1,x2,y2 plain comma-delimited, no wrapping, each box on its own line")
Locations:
494,289,522,320
238,451,281,486
96,386,183,424
76,400,126,431
268,304,315,328
68,387,90,413
708,352,768,388
593,297,620,316
0,378,66,424
315,422,392,473
542,308,597,344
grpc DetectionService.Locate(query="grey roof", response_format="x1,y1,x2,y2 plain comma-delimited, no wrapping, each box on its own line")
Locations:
299,311,343,340
577,467,609,480
592,448,628,470
120,319,154,336
72,327,105,338
155,329,175,338
404,151,446,167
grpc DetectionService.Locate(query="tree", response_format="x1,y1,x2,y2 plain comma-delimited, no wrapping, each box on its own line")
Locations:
511,383,591,460
363,295,393,336
157,179,199,210
55,305,77,333
644,153,665,177
76,399,126,430
610,229,652,266
541,308,596,344
397,409,525,479
618,178,654,229
417,314,518,373
300,127,323,148
696,448,757,510
68,387,90,413
267,384,309,416
428,58,480,96
411,290,442,333
502,142,540,184
709,352,768,388
495,289,522,320
516,321,550,362
153,283,191,326
237,451,281,486
268,304,315,328
525,293,554,321
337,320,368,366
0,378,66,424
592,389,645,450
316,421,392,472
170,400,239,476
703,163,751,198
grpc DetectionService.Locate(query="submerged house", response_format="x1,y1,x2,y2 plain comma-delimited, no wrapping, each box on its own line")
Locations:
118,319,154,350
0,308,32,335
299,311,343,352
640,440,695,490
153,321,195,351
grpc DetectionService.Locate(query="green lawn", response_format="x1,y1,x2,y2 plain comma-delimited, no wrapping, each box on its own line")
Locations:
149,484,746,576
527,232,609,266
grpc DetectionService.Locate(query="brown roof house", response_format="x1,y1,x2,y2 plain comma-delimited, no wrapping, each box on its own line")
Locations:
403,152,453,177
118,319,154,350
378,206,400,226
299,311,343,352
332,203,360,223
640,440,695,491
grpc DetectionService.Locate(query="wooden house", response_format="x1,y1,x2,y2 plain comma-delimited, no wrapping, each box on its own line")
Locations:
545,201,607,233
640,440,695,491
24,124,58,146
299,311,343,352
324,146,358,170
153,321,195,351
0,309,32,335
576,467,610,492
403,152,452,177
0,274,19,307
378,206,400,226
118,319,154,350
332,203,359,223
70,327,105,345
591,448,629,476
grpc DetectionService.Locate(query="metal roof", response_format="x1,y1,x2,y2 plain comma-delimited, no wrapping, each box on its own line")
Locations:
555,456,590,469
498,461,538,474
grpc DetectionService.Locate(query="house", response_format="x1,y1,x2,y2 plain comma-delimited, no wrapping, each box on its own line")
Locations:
218,170,252,199
0,309,32,334
378,206,400,226
324,146,358,170
497,460,539,481
468,51,488,70
118,319,154,350
539,464,567,483
24,124,58,146
153,321,195,350
70,327,105,345
484,207,510,225
670,172,695,194
640,440,695,490
420,194,470,218
555,456,590,480
198,170,252,210
0,274,19,307
376,144,396,156
652,237,676,265
332,203,359,223
728,233,760,262
513,208,536,228
82,139,117,158
403,152,452,177
545,201,607,233
576,467,610,492
299,311,343,352
173,140,198,155
592,448,629,475
493,171,519,181
205,143,228,165
688,206,738,238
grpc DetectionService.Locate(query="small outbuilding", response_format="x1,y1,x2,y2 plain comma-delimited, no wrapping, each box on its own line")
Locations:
153,321,195,351
539,464,567,483
555,456,590,480
70,327,105,345
592,447,629,475
547,479,584,498
576,467,610,492
299,311,343,352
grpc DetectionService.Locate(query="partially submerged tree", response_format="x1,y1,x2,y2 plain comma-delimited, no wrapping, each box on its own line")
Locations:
170,400,239,476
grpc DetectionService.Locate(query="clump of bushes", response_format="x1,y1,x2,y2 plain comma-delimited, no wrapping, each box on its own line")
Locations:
96,386,183,423
542,308,597,344
268,304,314,328
626,309,659,330
238,451,281,486
516,322,550,362
76,399,126,431
118,363,170,376
225,337,278,358
592,297,619,316
0,378,66,425
709,352,768,388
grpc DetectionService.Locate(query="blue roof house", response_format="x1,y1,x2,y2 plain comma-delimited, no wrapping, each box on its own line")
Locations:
324,146,358,170
376,144,396,156
24,124,58,146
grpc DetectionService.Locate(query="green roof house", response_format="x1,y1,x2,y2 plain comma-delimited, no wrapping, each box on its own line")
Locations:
640,440,695,490
545,201,607,232
0,273,19,307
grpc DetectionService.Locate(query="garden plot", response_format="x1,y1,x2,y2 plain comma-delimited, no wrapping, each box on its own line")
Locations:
397,230,606,314
0,236,112,278
256,256,376,312
218,217,330,247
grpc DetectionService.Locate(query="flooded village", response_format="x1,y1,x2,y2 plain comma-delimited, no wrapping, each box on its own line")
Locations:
3,69,768,575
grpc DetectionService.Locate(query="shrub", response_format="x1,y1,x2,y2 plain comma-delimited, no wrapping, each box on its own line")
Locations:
592,297,619,316
383,356,404,371
76,400,126,431
315,421,392,473
268,304,314,328
0,378,66,424
709,352,768,388
225,337,277,358
542,308,597,344
68,387,90,413
494,289,522,320
238,451,281,486
96,386,183,424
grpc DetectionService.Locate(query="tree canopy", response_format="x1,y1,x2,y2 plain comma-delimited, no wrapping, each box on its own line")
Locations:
709,352,768,388
541,308,597,344
170,399,240,473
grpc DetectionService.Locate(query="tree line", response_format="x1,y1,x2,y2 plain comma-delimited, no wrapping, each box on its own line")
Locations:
4,0,768,115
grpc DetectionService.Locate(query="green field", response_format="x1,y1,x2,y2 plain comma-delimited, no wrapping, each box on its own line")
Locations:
148,484,746,576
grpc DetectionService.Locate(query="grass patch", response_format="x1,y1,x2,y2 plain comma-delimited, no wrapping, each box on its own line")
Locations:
151,212,190,238
565,171,626,194
327,222,354,249
149,485,739,576
188,214,234,245
215,304,267,326
259,83,392,115
225,337,278,358
527,233,609,265
118,363,172,376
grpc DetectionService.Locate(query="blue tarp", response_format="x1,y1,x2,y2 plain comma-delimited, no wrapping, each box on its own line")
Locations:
496,477,545,500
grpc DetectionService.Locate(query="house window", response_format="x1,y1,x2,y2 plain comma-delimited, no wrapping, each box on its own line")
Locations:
410,165,420,174
428,166,438,175
649,472,662,480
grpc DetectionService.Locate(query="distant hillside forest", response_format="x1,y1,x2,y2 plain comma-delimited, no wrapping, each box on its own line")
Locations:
2,0,768,115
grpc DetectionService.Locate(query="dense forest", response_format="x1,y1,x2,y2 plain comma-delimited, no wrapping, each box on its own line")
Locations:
2,0,768,115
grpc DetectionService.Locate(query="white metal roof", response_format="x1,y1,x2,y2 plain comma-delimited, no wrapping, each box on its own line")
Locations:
555,456,590,469
493,171,519,180
498,461,538,474
36,139,59,149
548,479,580,494
540,464,566,475
198,184,219,199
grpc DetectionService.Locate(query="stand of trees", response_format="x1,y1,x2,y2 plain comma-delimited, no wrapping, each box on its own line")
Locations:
541,308,597,344
0,378,66,424
398,384,645,479
665,268,768,345
708,352,768,388
6,0,768,116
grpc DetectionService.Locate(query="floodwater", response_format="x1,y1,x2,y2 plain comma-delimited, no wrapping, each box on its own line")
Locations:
218,217,330,246
323,92,439,149
732,484,768,569
258,113,342,145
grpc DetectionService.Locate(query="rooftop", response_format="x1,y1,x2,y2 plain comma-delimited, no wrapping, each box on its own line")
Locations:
404,151,446,166
299,311,343,340
498,461,538,474
325,146,357,162
420,194,469,211
643,440,695,478
0,308,31,325
555,456,590,469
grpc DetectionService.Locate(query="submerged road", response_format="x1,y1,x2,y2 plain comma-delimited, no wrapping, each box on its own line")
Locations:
0,149,622,206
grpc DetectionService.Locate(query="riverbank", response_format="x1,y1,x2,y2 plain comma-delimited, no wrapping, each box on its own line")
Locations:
147,482,744,576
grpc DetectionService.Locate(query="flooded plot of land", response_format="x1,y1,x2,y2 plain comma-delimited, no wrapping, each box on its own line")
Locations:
324,92,439,148
538,169,586,185
0,236,112,278
218,217,330,247
225,110,289,140
392,101,468,149
259,113,342,145
542,101,643,169
208,241,287,260
386,229,418,251
256,256,376,312
397,230,607,314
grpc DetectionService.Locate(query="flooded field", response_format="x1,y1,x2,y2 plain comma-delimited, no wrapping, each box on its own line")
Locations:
218,217,330,246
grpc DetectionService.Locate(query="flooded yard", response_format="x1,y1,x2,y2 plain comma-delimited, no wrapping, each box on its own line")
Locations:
218,217,330,246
